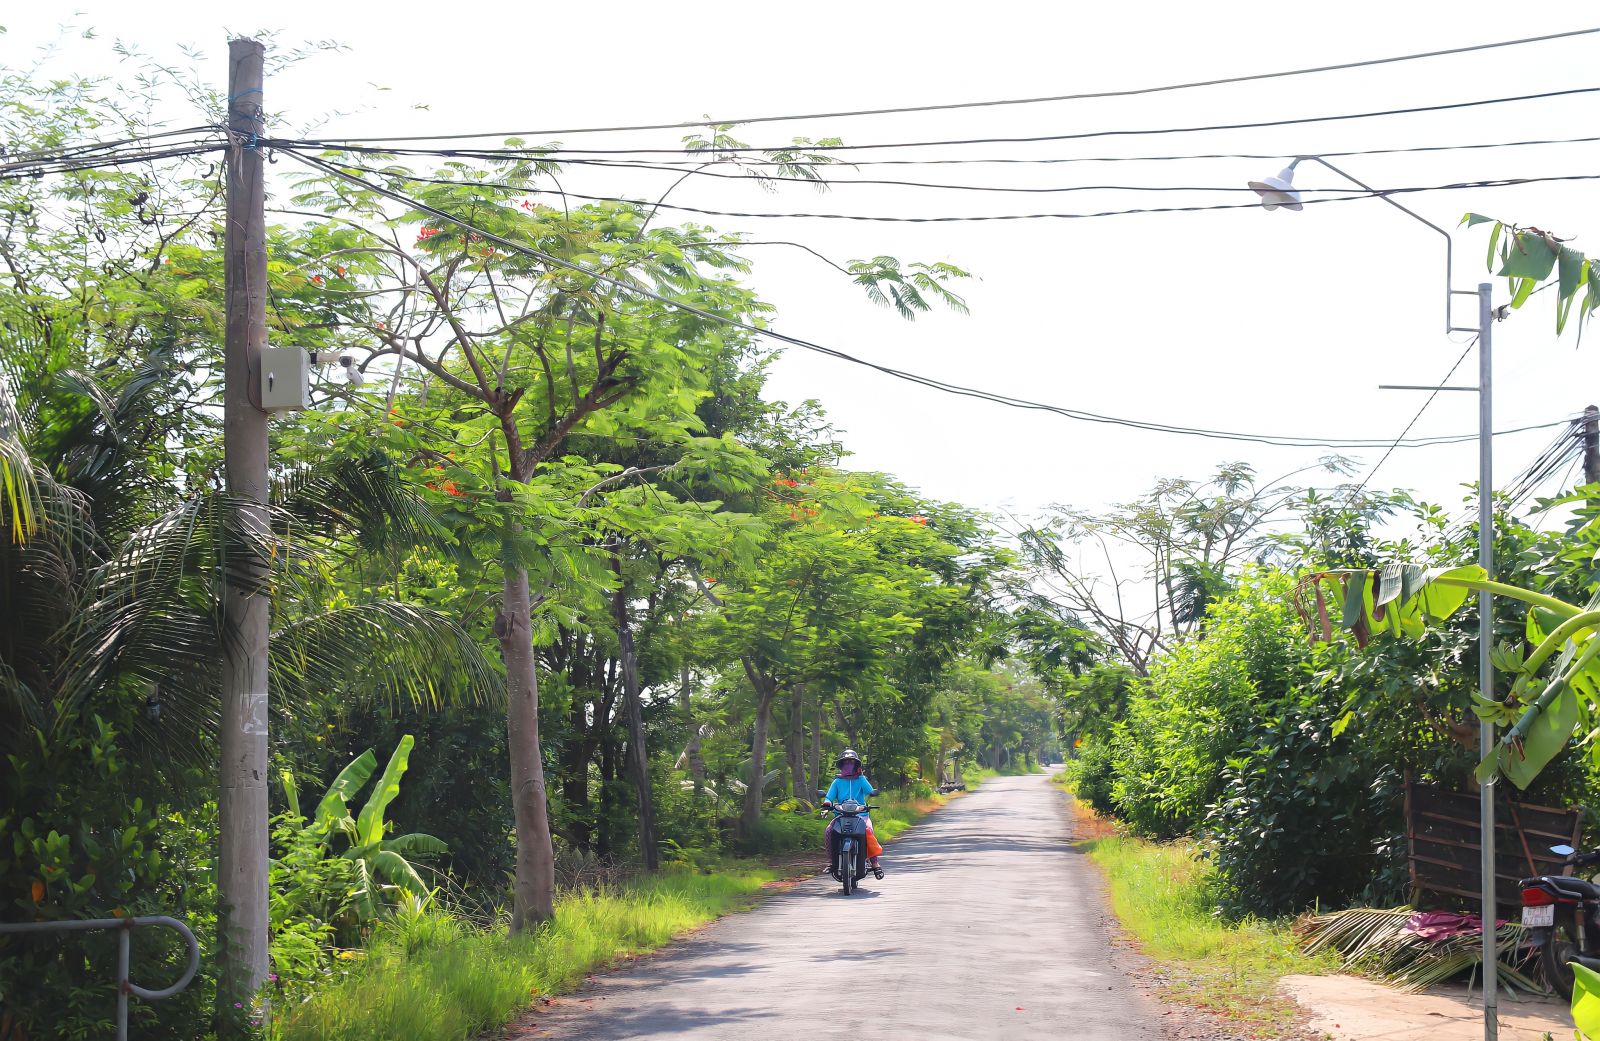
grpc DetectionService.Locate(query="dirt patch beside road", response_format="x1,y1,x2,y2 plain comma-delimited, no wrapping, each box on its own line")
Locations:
1281,974,1572,1040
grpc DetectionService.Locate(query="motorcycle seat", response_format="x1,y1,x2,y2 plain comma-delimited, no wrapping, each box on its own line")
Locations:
1544,875,1600,901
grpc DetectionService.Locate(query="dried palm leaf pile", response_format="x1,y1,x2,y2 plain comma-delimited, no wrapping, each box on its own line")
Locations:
1296,906,1544,994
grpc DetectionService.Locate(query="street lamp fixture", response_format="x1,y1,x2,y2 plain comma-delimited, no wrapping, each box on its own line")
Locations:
1246,164,1302,211
1248,155,1502,1041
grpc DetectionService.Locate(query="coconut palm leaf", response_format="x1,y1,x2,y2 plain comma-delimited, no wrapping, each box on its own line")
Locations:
274,453,447,561
1298,907,1543,994
270,601,501,716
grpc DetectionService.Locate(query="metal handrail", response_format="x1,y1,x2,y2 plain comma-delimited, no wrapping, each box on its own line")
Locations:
0,915,200,1041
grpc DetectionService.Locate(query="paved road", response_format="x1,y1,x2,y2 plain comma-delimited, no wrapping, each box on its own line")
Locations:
523,772,1161,1041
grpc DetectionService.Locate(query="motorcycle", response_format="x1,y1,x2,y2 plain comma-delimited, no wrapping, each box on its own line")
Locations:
1520,842,1600,999
822,797,878,896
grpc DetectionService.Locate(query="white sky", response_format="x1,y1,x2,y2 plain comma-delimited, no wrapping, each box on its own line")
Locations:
6,3,1600,534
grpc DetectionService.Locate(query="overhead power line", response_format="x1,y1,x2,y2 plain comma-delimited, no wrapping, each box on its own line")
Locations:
280,154,1600,222
284,145,1600,198
538,133,1600,168
301,27,1600,141
0,129,224,182
283,149,1576,451
0,126,219,165
290,86,1600,156
0,144,224,182
1350,338,1477,500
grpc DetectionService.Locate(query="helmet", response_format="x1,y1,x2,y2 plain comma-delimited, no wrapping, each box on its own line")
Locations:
835,748,862,767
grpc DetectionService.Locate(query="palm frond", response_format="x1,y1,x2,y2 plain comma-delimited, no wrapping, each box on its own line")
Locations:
274,453,447,560
0,374,41,545
1298,906,1544,995
269,600,502,713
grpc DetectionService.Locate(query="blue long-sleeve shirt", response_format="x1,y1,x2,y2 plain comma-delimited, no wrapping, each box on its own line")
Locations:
825,774,874,808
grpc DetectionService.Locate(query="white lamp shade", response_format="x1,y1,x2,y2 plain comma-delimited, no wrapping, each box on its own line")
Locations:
1247,165,1303,211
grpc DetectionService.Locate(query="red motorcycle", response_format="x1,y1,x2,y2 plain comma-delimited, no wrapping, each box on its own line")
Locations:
1520,842,1600,999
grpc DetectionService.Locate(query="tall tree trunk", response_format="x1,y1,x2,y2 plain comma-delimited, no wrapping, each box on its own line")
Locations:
808,705,823,802
598,721,617,860
787,684,807,803
679,662,705,795
739,662,779,839
498,566,556,932
937,725,951,785
833,699,859,750
612,558,659,870
563,688,593,851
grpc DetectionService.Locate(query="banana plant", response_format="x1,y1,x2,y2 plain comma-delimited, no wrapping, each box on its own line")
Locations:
1296,564,1600,789
1462,213,1599,338
279,734,446,922
1575,960,1600,1039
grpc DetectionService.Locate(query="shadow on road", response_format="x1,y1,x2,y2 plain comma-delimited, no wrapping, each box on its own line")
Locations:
619,941,769,983
531,1004,771,1038
807,946,898,963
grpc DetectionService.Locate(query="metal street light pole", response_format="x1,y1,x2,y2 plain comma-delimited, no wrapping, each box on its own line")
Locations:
1250,157,1498,1041
1476,281,1496,1041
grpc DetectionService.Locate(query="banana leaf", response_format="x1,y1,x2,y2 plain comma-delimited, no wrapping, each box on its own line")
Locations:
355,734,414,847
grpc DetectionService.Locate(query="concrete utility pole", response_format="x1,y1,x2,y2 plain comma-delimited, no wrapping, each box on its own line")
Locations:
218,37,270,1027
1583,405,1599,487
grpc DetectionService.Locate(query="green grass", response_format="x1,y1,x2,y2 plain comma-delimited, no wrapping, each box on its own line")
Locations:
272,868,774,1041
1082,832,1334,1037
870,789,952,843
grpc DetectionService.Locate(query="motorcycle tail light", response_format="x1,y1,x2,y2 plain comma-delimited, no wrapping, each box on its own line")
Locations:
1522,887,1557,906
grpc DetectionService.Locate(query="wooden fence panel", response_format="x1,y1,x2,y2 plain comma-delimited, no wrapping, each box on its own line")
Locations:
1405,776,1583,915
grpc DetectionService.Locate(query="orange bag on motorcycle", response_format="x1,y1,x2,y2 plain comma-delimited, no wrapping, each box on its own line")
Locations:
865,827,883,859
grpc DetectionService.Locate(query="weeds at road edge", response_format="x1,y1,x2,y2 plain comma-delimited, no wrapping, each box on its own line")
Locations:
1062,784,1334,1037
271,869,774,1041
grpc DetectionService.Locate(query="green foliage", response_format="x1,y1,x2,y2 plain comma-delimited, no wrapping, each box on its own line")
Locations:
734,809,818,855
1108,569,1312,839
1062,737,1122,818
1463,214,1599,336
277,737,446,929
0,717,215,1040
1574,960,1600,1038
1202,699,1402,917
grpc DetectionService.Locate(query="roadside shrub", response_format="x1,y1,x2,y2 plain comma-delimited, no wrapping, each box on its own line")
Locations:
735,809,819,855
0,717,216,1040
1064,737,1120,818
1201,702,1402,918
1110,569,1312,840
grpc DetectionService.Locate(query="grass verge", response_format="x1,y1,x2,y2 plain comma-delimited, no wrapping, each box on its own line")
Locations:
1066,795,1333,1037
271,869,774,1041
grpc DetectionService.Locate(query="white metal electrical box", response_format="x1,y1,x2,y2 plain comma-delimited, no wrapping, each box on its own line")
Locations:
261,347,311,412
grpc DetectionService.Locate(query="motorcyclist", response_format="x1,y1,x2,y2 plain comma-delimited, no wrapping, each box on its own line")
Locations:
822,749,884,878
